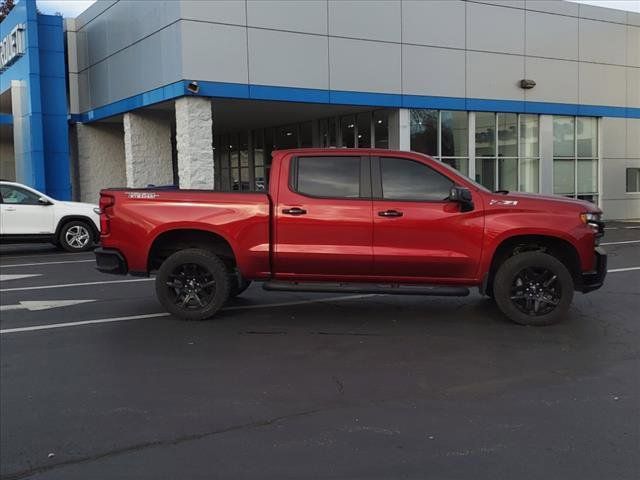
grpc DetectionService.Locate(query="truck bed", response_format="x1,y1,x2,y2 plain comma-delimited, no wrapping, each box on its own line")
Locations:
99,189,271,277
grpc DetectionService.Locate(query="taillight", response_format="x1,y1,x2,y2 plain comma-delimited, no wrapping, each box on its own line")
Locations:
99,194,115,235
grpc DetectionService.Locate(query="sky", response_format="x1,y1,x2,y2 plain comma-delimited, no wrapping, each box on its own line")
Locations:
34,0,640,18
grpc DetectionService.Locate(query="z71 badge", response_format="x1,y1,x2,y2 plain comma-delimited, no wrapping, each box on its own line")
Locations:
490,199,518,206
126,192,159,199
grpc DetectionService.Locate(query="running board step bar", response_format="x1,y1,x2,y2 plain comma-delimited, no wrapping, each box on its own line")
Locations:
262,281,470,297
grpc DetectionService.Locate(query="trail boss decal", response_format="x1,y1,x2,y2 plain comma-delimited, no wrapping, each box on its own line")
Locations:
126,192,160,199
490,199,518,206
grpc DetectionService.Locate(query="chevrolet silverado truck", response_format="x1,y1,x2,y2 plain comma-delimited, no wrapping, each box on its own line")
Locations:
95,148,606,326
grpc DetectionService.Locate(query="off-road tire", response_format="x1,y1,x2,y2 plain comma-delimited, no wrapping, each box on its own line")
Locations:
155,248,231,321
493,251,574,326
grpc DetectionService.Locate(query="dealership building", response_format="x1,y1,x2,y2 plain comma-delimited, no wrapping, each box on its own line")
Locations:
1,0,639,218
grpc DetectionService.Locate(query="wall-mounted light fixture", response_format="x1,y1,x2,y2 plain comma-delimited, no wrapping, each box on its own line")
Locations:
519,79,536,89
187,81,200,94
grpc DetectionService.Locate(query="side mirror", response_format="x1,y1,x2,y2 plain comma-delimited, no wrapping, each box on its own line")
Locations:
38,197,52,206
449,186,474,212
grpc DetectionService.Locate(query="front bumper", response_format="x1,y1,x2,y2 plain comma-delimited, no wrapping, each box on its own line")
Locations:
579,247,607,293
95,247,128,275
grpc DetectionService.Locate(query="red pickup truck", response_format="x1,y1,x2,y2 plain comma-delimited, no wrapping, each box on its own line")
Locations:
95,148,606,326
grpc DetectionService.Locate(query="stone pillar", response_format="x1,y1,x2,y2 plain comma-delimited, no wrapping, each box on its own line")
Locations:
76,122,126,203
175,96,214,189
123,111,173,188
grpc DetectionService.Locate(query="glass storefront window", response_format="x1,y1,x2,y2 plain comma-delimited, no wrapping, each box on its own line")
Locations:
553,116,575,157
498,157,518,191
357,112,371,148
553,158,575,195
277,125,298,149
300,122,313,148
340,115,356,148
475,112,495,158
442,158,468,175
520,114,539,158
577,158,598,194
373,110,388,149
410,109,438,156
627,168,640,193
441,111,468,157
497,113,517,158
476,158,496,192
519,158,539,193
577,117,597,158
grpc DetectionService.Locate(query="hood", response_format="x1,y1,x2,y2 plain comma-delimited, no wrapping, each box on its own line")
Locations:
487,191,601,213
58,201,99,209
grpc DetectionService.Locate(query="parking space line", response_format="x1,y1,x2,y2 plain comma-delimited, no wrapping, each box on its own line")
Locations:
0,259,95,268
0,278,154,293
0,294,379,335
608,267,640,273
600,240,640,246
0,313,171,334
0,252,94,261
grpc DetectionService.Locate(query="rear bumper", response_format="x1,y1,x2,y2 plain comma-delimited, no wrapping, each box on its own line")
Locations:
95,247,128,275
579,247,607,293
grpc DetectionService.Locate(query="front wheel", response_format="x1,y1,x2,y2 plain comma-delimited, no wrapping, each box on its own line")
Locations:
59,220,94,252
155,249,231,321
493,251,574,326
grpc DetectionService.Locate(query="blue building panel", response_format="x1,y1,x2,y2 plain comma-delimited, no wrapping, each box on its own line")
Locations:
0,0,70,200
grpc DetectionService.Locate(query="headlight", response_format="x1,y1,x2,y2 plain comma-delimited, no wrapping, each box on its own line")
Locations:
580,212,601,226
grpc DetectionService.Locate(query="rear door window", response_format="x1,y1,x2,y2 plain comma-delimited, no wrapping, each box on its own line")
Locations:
293,156,362,198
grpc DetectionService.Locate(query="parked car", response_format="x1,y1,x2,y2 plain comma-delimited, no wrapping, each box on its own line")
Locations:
0,180,100,252
95,148,606,326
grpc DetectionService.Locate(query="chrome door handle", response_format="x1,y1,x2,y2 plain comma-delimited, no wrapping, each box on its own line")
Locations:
378,210,403,217
282,207,307,216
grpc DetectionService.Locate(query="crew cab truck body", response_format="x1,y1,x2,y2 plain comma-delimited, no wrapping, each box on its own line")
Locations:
96,149,606,326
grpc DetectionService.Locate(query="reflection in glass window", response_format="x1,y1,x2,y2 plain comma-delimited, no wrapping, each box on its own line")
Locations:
553,116,575,157
442,158,468,175
497,113,517,158
577,117,597,158
297,156,361,198
357,112,371,148
498,157,518,191
577,159,598,195
441,111,468,157
410,109,438,156
381,157,453,201
475,112,495,158
340,116,356,148
373,110,388,148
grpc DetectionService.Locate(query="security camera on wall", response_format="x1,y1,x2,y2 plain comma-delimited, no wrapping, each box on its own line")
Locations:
187,81,200,94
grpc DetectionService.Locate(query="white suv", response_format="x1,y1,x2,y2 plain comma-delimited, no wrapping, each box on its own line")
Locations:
0,181,100,252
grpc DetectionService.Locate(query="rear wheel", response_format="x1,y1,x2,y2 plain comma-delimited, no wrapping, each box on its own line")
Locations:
59,220,94,252
493,251,574,326
155,248,230,321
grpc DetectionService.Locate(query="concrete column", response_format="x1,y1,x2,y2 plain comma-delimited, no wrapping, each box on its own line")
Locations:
388,108,410,151
123,111,173,188
76,122,126,203
175,97,214,189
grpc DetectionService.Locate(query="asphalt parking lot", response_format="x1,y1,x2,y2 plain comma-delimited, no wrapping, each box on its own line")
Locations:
1,223,639,480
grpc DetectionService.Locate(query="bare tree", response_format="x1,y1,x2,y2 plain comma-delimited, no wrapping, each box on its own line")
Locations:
0,0,16,22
